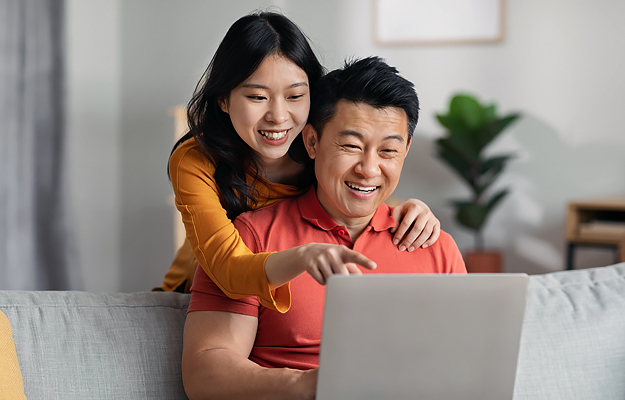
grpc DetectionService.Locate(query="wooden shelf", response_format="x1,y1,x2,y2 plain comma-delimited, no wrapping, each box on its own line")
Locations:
566,198,625,269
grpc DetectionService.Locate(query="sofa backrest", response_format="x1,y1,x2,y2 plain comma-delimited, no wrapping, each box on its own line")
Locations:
514,262,625,400
1,263,625,400
0,291,190,400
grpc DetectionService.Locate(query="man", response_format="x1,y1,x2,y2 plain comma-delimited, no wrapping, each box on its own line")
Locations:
182,57,466,400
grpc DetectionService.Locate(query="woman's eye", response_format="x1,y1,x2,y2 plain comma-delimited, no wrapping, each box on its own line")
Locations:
247,95,266,101
289,94,304,100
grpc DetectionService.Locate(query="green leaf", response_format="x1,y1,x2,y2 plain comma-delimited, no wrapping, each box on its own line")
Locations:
436,115,474,141
435,93,520,243
481,155,514,175
436,115,466,133
436,115,481,159
436,138,482,174
449,95,484,130
451,188,510,232
486,189,510,211
436,145,475,188
436,137,479,165
484,113,520,143
483,104,497,122
476,155,514,195
452,202,488,231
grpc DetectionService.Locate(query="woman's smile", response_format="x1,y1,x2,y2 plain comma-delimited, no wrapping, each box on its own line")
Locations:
220,54,310,163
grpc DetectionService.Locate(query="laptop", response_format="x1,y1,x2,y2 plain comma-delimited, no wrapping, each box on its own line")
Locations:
316,274,529,400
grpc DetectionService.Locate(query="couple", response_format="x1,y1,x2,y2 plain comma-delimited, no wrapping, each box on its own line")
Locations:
181,56,466,399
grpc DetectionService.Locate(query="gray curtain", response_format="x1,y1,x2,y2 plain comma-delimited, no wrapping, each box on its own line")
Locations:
0,0,79,289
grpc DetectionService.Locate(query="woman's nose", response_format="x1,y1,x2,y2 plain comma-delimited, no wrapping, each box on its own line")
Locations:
266,99,288,124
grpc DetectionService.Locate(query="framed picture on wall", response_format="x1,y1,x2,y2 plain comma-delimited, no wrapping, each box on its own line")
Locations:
373,0,505,46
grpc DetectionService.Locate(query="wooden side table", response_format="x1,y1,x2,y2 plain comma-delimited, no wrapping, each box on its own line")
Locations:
565,199,625,270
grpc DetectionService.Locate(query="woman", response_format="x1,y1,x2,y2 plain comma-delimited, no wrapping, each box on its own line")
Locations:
157,11,440,312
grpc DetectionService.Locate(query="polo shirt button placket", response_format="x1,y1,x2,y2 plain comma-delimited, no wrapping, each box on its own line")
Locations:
336,228,351,246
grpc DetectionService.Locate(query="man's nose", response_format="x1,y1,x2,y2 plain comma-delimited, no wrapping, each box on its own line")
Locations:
265,98,289,124
355,151,381,178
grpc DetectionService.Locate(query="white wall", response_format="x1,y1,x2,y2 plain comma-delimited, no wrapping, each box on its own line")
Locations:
66,0,625,292
117,0,294,292
65,0,121,291
331,0,625,273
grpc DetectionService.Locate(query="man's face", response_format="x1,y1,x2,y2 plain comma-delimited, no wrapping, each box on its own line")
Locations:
303,100,411,227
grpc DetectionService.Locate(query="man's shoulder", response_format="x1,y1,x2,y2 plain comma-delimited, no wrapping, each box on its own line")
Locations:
414,229,459,254
418,229,465,269
435,230,456,246
234,196,306,253
368,226,457,253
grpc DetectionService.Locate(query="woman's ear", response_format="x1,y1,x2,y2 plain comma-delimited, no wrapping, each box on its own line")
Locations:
218,97,229,114
302,124,319,159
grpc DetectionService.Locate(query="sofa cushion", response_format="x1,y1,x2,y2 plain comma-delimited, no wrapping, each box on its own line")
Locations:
0,310,27,400
2,264,624,399
513,262,625,400
0,291,190,400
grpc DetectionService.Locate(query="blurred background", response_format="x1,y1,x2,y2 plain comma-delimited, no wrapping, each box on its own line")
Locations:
2,0,624,292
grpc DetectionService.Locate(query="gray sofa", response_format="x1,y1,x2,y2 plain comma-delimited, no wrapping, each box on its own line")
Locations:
1,262,624,400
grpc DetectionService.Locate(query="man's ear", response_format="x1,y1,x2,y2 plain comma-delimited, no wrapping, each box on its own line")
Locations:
406,136,412,153
302,124,319,159
218,97,229,114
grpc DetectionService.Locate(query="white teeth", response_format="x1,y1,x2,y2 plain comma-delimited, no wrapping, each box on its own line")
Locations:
346,182,378,192
259,130,288,140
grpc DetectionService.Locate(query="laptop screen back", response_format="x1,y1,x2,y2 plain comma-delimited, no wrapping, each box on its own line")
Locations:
316,274,528,400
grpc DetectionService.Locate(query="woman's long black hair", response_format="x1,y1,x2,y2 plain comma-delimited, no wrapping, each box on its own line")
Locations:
171,11,324,219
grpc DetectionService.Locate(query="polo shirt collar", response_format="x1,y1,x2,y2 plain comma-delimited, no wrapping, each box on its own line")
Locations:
297,187,396,232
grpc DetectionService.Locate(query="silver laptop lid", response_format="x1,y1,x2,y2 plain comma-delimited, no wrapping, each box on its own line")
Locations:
316,274,528,400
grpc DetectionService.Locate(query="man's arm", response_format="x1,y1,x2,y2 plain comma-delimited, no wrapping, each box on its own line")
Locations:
182,310,317,400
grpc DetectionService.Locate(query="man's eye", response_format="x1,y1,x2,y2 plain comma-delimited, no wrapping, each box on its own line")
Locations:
343,144,360,150
247,95,266,101
381,149,399,155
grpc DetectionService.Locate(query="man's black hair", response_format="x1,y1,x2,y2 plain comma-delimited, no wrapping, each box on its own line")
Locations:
308,56,419,141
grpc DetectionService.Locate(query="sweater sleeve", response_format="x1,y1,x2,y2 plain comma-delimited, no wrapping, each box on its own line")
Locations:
169,140,291,312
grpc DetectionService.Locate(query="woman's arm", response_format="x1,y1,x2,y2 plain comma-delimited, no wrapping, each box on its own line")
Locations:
169,140,375,310
182,311,317,400
391,199,441,252
264,243,376,289
169,141,282,308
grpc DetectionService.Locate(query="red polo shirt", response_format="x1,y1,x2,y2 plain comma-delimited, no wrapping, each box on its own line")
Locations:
188,187,466,370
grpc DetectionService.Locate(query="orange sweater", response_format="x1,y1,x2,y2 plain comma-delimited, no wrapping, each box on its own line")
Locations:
156,139,304,312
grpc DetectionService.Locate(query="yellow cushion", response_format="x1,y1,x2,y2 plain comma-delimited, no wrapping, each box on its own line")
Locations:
0,310,27,399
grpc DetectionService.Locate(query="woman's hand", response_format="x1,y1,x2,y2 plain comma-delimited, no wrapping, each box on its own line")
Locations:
391,199,440,252
265,243,376,289
295,243,377,285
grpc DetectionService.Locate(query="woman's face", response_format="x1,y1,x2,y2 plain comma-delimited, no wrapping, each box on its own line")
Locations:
220,54,310,165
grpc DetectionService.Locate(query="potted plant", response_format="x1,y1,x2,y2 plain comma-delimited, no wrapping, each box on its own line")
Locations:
435,94,520,273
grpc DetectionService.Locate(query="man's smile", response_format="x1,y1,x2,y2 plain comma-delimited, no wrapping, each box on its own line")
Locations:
345,181,380,193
